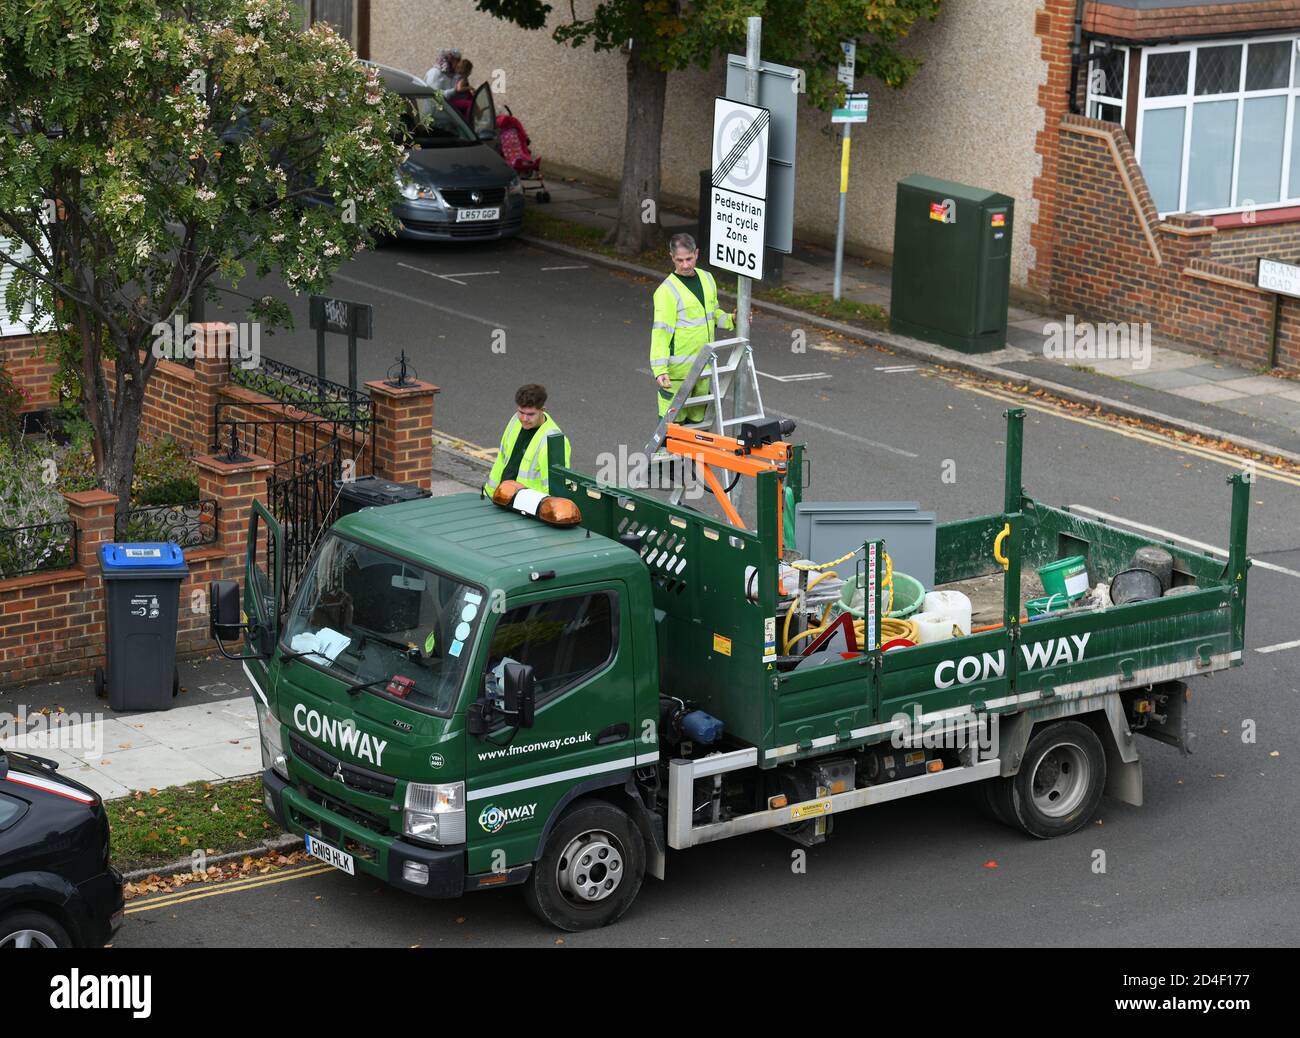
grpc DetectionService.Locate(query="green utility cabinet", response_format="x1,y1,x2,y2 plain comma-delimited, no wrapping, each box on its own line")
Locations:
890,175,1014,352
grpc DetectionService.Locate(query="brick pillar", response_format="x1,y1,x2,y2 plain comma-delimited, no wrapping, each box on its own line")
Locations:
194,453,274,572
64,489,119,568
192,322,236,459
365,378,439,490
63,489,119,671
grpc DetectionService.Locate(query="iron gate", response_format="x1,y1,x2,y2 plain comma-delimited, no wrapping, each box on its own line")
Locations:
215,357,378,600
267,437,344,597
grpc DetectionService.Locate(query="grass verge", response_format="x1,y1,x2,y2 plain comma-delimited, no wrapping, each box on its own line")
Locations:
107,776,282,872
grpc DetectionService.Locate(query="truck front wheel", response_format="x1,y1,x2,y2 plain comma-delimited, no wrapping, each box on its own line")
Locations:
524,802,646,932
1001,720,1106,838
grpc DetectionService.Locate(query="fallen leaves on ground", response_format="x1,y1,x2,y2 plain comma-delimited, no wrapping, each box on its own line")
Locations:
123,849,311,900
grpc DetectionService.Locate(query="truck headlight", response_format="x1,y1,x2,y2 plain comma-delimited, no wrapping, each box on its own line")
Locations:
254,700,289,781
507,175,523,198
403,781,465,846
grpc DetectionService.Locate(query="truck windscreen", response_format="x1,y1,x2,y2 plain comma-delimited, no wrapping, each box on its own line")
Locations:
283,534,485,717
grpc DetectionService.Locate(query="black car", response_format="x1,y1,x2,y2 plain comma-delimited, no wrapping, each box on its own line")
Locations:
367,63,525,242
0,751,124,948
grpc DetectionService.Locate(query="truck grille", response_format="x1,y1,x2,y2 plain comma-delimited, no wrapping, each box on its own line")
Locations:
297,781,391,835
289,733,397,799
441,186,505,207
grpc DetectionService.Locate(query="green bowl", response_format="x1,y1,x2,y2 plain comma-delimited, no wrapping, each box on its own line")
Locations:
838,571,925,619
1026,593,1070,618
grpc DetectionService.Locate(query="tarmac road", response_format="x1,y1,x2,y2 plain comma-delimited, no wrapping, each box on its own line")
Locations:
118,234,1300,946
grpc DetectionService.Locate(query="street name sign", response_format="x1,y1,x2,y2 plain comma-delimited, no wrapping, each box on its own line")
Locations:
1257,258,1300,299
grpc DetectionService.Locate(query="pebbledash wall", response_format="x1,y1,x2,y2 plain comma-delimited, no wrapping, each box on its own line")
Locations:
0,325,440,688
1052,114,1298,370
372,0,1053,289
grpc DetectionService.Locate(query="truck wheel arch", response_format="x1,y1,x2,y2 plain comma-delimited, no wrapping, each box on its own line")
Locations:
996,693,1142,807
536,775,665,881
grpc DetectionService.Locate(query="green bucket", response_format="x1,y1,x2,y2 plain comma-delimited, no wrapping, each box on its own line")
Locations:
1037,555,1089,602
838,571,925,619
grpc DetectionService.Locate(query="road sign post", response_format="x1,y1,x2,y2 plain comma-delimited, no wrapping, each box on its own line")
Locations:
309,295,374,394
831,41,866,302
1257,258,1300,368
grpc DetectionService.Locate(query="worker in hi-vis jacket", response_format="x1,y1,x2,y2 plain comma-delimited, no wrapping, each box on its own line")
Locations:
650,233,735,423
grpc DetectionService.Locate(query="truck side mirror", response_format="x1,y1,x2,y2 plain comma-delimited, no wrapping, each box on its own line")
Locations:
503,662,536,729
210,580,242,642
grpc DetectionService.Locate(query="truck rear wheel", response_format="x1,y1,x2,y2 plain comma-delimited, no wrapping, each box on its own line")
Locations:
1002,720,1106,839
524,801,645,932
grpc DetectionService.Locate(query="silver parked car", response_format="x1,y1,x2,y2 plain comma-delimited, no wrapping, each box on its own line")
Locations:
369,63,524,243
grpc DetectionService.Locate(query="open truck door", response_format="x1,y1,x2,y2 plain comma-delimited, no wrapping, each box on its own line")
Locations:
210,501,284,694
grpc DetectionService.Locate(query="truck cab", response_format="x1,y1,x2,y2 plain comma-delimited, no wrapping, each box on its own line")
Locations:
216,490,661,930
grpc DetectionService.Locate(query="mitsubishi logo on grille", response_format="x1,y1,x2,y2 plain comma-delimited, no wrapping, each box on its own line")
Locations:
470,190,482,204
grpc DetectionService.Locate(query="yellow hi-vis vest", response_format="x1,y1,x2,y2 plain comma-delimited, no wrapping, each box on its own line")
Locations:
650,270,733,417
483,413,571,496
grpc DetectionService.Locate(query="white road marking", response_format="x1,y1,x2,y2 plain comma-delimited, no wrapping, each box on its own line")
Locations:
332,274,507,329
874,365,918,373
397,262,499,286
757,370,831,383
766,407,919,459
540,264,590,271
1256,639,1300,654
1068,504,1300,580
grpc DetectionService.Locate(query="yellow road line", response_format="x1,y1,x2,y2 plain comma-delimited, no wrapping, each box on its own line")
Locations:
957,381,1300,489
126,864,336,914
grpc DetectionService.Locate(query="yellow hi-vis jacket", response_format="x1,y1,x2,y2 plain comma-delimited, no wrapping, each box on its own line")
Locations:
483,412,571,496
650,270,733,418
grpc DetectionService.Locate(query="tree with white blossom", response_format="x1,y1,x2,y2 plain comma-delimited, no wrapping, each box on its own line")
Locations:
0,0,406,506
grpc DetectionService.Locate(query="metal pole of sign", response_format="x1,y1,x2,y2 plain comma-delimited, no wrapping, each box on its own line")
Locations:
832,120,850,301
731,15,761,517
347,319,358,394
315,322,327,405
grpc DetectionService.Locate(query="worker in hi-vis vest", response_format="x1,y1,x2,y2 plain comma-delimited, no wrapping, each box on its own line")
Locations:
483,383,572,496
651,233,735,422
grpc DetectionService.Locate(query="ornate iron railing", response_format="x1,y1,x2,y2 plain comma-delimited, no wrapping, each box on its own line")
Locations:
0,520,78,579
230,355,372,423
114,500,218,548
211,413,378,475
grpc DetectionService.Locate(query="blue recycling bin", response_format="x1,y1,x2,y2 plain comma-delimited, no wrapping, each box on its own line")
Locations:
96,543,189,712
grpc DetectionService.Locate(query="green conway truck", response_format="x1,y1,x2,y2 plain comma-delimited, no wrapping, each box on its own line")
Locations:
211,410,1250,931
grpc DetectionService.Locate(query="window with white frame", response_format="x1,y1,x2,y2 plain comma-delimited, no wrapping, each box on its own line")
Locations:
1136,35,1300,216
1086,42,1128,125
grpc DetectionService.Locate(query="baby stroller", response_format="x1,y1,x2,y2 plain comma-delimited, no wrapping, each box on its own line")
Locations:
496,105,549,203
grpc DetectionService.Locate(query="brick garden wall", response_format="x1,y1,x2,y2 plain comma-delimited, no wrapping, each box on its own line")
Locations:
0,334,59,411
1051,114,1299,371
1,324,439,687
1210,219,1300,270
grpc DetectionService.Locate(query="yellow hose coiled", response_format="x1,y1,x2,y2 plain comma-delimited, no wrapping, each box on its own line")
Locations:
780,552,914,654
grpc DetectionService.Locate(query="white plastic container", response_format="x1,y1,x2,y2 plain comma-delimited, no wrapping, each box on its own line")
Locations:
913,611,956,644
922,590,972,637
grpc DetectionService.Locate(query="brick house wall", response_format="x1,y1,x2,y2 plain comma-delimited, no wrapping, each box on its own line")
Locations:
1052,114,1298,370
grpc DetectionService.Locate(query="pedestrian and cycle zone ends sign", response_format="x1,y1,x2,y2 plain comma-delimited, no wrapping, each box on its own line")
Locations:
711,97,769,280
